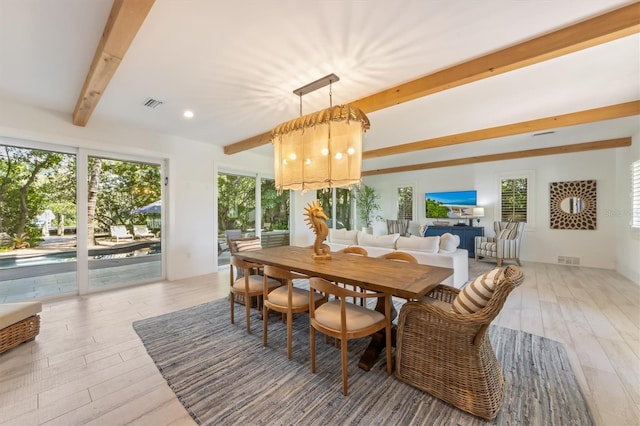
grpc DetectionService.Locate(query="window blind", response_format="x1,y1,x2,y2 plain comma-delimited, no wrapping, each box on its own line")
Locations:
501,178,527,222
397,186,413,221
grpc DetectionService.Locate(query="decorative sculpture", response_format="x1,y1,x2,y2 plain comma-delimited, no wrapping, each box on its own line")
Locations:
304,200,331,260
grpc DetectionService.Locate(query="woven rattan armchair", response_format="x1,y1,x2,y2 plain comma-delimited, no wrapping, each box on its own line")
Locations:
395,265,524,420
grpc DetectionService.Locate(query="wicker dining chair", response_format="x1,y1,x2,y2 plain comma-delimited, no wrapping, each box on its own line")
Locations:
395,265,524,420
229,256,282,333
308,277,392,396
262,265,327,359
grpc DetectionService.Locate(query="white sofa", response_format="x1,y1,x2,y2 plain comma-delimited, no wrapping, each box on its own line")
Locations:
326,229,469,288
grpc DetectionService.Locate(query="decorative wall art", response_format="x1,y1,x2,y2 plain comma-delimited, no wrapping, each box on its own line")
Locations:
549,180,597,230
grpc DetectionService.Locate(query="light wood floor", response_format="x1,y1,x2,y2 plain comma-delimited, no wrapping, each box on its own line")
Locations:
0,262,638,425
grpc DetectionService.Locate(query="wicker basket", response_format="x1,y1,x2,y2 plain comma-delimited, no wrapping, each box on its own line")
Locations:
0,314,41,354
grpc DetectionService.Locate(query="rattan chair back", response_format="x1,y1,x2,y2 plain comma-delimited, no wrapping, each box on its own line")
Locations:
395,265,524,420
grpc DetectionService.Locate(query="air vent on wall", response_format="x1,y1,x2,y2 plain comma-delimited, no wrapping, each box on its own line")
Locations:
557,255,581,266
142,97,163,109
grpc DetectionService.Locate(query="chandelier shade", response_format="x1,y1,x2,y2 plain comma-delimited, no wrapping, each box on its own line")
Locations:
272,104,370,193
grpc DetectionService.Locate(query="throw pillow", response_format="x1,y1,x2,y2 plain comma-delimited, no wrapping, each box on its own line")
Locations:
396,235,440,253
235,238,262,252
329,228,358,245
497,222,519,240
357,232,400,248
438,232,460,253
451,267,505,314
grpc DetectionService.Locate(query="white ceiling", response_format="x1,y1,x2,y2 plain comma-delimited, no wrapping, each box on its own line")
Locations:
0,0,638,169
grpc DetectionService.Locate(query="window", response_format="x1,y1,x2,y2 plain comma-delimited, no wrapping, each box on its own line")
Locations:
261,178,289,231
316,188,351,229
397,186,414,221
335,188,352,230
217,172,256,234
501,177,528,222
632,160,640,228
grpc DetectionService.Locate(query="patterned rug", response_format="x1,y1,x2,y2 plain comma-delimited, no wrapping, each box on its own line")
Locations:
133,299,594,425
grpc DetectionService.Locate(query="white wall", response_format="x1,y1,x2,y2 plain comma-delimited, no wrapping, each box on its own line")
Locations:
2,99,637,283
358,143,634,272
0,99,271,281
615,131,640,284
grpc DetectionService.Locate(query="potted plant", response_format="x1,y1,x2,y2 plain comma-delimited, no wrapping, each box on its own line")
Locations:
355,185,382,233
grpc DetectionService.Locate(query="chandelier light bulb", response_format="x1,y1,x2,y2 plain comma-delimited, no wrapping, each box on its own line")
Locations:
289,153,297,161
347,147,355,155
305,158,311,165
321,148,329,156
335,152,343,160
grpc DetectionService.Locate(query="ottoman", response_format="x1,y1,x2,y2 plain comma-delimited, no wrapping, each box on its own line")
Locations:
0,302,42,354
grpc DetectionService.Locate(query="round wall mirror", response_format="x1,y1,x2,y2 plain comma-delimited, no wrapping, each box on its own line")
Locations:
549,180,596,230
560,196,584,214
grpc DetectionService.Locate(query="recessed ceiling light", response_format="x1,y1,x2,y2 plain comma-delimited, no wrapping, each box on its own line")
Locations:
183,110,194,118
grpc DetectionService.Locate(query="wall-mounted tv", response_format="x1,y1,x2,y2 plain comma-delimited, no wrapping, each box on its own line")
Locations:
425,190,477,218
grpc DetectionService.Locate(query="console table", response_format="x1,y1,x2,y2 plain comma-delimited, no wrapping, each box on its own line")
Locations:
425,225,484,258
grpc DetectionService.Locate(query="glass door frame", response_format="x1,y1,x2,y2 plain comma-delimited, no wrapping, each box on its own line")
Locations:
78,148,167,295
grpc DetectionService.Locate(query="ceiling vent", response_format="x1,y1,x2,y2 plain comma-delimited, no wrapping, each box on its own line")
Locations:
533,131,555,137
142,97,163,109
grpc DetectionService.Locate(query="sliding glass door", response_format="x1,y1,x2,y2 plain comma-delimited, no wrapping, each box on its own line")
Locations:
87,156,163,290
0,138,166,302
0,143,78,301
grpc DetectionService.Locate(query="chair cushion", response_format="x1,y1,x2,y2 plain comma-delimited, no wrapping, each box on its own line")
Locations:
396,235,440,253
420,296,453,312
314,300,385,331
0,302,42,329
233,275,280,292
439,232,460,253
267,286,323,309
357,232,399,248
235,238,262,252
452,268,505,314
329,229,358,245
497,222,519,240
476,241,497,255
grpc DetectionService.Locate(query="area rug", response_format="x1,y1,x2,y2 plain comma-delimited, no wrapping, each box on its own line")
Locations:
133,299,594,426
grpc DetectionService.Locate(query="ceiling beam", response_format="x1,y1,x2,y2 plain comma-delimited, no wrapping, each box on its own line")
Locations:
223,2,640,155
362,137,631,176
363,100,640,159
72,0,155,127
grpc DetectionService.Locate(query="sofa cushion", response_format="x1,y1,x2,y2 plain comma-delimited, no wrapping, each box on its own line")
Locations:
396,235,440,253
357,232,399,248
439,233,460,253
353,245,394,258
235,238,262,252
451,267,505,314
329,229,358,245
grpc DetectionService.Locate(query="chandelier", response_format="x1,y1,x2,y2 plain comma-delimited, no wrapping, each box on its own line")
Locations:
272,74,370,193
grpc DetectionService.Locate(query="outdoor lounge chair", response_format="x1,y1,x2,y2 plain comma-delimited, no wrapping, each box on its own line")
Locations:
133,225,155,239
110,225,133,243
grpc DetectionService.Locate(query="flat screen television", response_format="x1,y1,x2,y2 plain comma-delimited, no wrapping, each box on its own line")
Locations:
425,190,477,218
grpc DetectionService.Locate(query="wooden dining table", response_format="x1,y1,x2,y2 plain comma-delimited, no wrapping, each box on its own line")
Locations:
233,245,453,369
